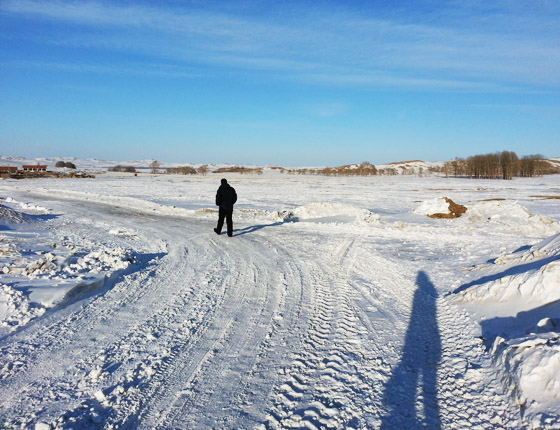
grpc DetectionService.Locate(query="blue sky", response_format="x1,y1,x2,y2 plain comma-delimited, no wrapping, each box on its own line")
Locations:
1,0,559,166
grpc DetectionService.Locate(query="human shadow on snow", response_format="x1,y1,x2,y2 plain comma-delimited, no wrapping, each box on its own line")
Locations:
381,271,442,430
233,221,284,236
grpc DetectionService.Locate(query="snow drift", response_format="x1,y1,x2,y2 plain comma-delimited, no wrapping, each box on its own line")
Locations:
272,202,381,225
455,234,560,311
415,197,560,236
4,197,50,215
0,203,29,224
455,233,560,428
462,200,560,235
0,203,136,335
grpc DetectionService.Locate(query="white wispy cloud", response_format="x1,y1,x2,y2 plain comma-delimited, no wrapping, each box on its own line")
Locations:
2,0,559,90
0,59,204,79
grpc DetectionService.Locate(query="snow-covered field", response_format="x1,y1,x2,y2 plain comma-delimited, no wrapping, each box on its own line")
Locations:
1,171,559,429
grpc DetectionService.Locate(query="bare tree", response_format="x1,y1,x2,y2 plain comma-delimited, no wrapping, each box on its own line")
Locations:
500,151,519,180
150,160,161,174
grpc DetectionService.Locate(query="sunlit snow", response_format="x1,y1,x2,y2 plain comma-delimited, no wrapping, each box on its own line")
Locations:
1,168,559,429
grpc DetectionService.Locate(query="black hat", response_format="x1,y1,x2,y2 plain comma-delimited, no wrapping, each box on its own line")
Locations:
221,178,228,185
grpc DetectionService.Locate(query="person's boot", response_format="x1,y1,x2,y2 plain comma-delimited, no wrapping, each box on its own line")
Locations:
214,228,220,235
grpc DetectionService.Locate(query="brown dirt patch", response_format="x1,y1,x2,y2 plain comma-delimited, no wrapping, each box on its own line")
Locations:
530,195,560,200
428,197,467,219
480,198,507,202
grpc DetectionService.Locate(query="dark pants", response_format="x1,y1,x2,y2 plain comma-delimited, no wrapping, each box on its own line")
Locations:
217,206,233,237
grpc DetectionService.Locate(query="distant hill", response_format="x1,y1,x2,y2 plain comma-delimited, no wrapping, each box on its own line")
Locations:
547,157,560,169
374,160,445,175
1,156,558,176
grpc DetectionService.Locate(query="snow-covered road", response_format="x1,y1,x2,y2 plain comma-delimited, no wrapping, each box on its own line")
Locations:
2,173,560,429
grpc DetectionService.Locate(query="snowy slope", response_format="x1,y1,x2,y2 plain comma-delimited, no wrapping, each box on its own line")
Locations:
1,173,560,429
376,160,445,175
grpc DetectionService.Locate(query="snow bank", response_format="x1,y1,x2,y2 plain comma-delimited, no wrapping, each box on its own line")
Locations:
1,229,135,335
456,236,560,311
462,201,560,235
455,233,560,427
4,197,50,214
490,333,560,429
0,204,29,224
272,202,380,225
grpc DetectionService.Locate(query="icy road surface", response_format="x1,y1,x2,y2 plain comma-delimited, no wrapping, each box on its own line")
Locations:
2,173,560,429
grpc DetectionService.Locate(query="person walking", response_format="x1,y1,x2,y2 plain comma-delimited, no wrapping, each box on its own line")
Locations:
214,178,237,237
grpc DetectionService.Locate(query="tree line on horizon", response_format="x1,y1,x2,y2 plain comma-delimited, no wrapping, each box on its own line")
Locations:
443,151,556,179
104,151,557,179
285,161,444,176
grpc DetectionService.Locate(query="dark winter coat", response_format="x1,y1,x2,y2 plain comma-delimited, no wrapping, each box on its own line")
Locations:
216,184,237,210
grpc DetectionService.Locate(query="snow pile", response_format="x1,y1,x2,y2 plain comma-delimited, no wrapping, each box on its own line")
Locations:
5,197,50,214
1,242,135,334
462,200,560,235
0,283,45,333
0,243,17,258
414,197,467,219
0,203,29,224
456,235,560,310
4,248,133,279
490,334,560,429
22,253,59,277
63,248,133,275
273,202,381,224
455,233,560,427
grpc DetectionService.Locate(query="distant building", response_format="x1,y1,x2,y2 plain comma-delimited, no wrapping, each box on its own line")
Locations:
22,165,47,172
0,166,18,173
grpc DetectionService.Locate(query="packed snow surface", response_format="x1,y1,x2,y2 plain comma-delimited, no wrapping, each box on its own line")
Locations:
1,172,559,429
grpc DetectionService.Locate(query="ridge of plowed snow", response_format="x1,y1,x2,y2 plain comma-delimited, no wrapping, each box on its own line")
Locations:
454,233,560,428
461,200,560,235
274,202,381,224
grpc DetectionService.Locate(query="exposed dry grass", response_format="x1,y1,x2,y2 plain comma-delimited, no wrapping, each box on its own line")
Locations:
385,160,424,165
480,198,507,202
214,167,263,174
530,195,560,199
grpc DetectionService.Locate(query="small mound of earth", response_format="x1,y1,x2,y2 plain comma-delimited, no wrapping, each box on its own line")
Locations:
429,198,467,219
414,197,467,219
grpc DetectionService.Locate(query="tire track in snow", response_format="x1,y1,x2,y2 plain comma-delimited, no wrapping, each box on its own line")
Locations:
142,233,308,429
0,200,234,426
0,198,307,429
263,236,388,429
435,297,521,429
105,243,247,428
0,195,524,429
